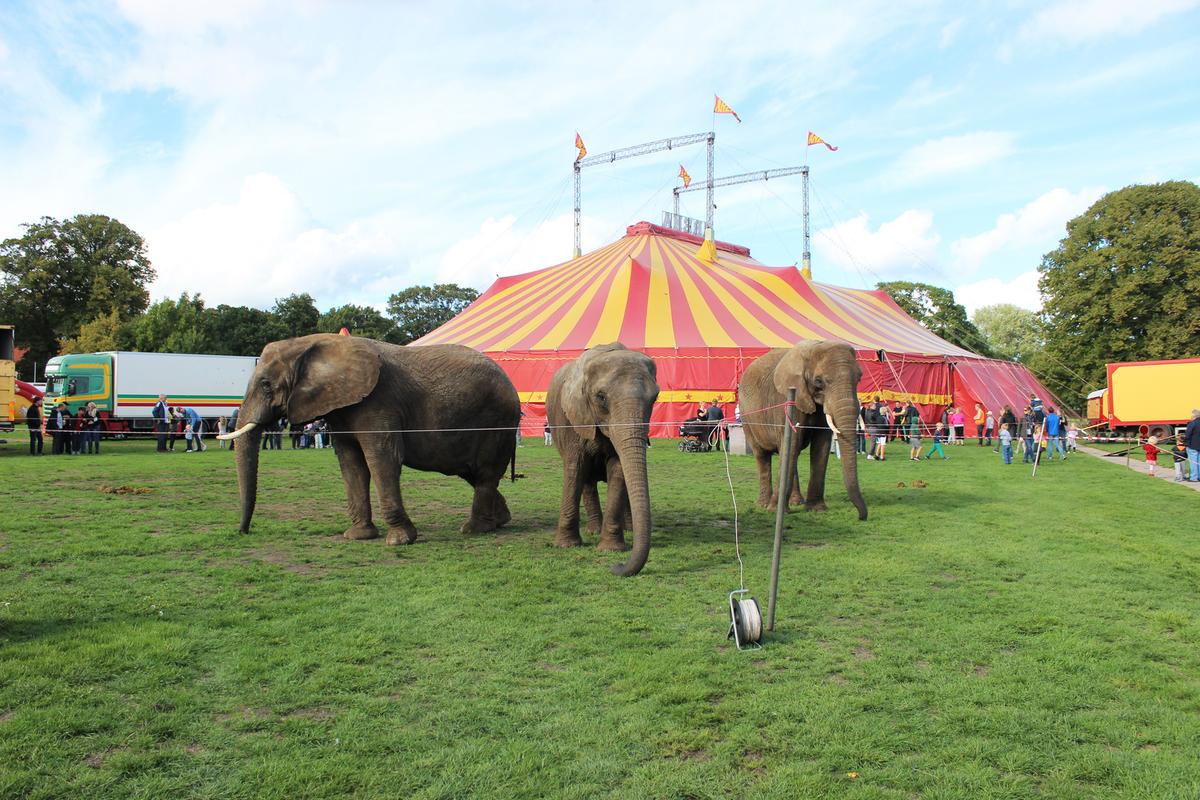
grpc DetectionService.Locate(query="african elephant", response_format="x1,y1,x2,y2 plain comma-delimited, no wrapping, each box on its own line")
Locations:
222,334,520,543
546,343,659,577
739,340,868,519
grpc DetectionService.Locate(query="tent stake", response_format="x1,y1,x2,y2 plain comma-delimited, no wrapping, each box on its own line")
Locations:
767,387,797,632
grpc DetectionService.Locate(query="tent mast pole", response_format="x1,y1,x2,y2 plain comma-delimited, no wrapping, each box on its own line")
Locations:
802,166,811,278
705,132,715,237
573,162,582,259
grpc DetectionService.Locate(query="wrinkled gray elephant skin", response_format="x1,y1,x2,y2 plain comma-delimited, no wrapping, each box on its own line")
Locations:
546,343,659,577
738,339,868,520
230,334,520,544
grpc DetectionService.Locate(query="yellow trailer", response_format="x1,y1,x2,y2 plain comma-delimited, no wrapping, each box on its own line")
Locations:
1105,358,1200,439
1,325,15,431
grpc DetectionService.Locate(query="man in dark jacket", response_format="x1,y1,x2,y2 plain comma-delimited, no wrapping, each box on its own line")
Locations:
26,396,43,455
704,399,726,451
152,394,169,452
1184,409,1200,482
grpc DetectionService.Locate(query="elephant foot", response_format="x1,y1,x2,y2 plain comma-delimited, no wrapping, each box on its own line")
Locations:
460,516,498,535
343,524,380,541
385,525,419,545
805,501,828,513
554,530,585,548
789,493,806,506
596,533,629,552
585,520,602,536
756,495,772,510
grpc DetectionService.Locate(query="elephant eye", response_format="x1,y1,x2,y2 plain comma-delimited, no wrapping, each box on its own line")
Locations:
812,376,825,390
595,390,608,407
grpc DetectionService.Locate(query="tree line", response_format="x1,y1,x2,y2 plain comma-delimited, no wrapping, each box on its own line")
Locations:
3,181,1197,405
0,213,477,381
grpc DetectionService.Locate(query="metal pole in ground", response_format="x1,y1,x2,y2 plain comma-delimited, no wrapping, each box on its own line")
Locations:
767,387,797,632
1032,419,1047,477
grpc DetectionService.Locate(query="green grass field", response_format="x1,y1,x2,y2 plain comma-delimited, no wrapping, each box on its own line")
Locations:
1,433,1197,799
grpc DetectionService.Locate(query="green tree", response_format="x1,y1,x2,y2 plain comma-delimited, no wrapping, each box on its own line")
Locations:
0,214,154,378
386,283,479,344
59,310,134,354
130,293,212,354
272,293,320,339
1039,181,1200,404
206,305,284,356
971,304,1045,362
875,280,993,355
318,303,400,342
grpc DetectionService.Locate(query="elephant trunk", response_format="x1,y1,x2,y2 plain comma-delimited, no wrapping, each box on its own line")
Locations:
611,424,652,577
830,395,868,520
235,412,266,533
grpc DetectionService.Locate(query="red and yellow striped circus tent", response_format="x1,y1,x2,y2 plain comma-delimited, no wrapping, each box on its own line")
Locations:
415,222,1059,436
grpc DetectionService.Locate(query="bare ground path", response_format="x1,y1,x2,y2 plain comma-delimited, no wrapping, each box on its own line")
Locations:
1075,443,1200,492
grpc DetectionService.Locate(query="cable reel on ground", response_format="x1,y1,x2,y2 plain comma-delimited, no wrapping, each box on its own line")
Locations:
727,589,763,650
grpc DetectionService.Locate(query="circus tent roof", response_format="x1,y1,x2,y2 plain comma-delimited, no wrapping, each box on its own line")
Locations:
416,222,979,358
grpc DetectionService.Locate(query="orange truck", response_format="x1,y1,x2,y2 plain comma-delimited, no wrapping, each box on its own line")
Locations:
1087,358,1200,440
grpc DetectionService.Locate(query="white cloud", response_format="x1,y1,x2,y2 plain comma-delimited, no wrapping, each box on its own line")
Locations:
955,271,1043,315
814,210,941,278
1018,0,1200,43
950,186,1104,271
891,132,1015,185
146,173,416,309
893,76,959,110
431,213,608,292
940,18,965,49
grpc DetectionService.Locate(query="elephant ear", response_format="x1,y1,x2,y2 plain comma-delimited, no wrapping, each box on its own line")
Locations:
288,335,382,423
560,350,599,441
773,342,818,414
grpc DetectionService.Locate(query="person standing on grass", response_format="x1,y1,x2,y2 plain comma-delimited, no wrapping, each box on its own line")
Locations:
1045,407,1065,460
217,416,228,448
999,423,1013,465
1021,405,1037,464
26,396,43,455
85,402,101,454
1000,404,1017,443
1066,420,1079,453
908,405,923,460
925,422,948,460
1184,409,1200,482
182,407,205,452
1143,435,1161,476
951,407,966,445
152,394,169,452
1171,435,1188,482
985,409,995,449
974,403,987,446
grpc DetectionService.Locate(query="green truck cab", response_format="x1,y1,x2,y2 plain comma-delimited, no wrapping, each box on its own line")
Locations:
43,354,114,416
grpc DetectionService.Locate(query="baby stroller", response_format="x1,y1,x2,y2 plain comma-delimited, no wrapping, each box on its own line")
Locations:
678,419,715,452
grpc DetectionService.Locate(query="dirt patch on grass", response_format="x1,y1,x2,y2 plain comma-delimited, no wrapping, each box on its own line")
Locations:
973,664,991,677
538,662,564,672
0,710,14,723
99,485,154,495
827,672,849,686
217,706,274,723
184,743,205,755
247,546,324,575
853,645,875,661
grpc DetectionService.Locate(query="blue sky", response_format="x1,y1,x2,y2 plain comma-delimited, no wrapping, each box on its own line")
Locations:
1,0,1198,315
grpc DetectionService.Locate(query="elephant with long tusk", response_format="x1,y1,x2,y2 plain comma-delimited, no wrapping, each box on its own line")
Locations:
229,333,520,543
738,339,869,520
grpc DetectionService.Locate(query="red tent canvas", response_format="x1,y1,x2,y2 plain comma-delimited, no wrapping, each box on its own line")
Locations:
415,222,1059,436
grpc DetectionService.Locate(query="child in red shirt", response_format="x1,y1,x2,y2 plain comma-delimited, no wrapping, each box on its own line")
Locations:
1143,436,1161,476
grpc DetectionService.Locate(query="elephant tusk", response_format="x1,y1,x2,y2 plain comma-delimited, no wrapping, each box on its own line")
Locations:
218,422,259,441
825,413,841,438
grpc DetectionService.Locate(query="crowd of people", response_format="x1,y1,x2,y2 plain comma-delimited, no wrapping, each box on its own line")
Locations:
1143,409,1200,481
23,395,104,455
852,394,1082,465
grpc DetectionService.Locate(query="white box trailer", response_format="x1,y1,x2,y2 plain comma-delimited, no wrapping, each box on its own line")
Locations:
44,351,259,432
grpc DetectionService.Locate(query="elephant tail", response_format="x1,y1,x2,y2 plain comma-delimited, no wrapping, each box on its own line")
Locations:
510,441,517,482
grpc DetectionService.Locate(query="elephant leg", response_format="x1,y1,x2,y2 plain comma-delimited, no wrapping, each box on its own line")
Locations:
790,446,806,507
754,449,775,509
463,480,505,534
583,483,603,535
362,440,418,545
335,438,379,540
493,490,511,528
805,431,832,512
555,456,586,547
623,494,633,531
597,456,629,552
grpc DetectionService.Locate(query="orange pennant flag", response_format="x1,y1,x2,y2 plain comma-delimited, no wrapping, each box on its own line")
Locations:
807,131,838,151
575,132,587,162
678,164,691,189
713,95,741,123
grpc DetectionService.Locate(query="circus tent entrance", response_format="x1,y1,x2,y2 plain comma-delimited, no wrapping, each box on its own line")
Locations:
414,222,1057,437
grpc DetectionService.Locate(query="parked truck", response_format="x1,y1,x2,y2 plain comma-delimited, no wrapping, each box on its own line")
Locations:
1086,358,1200,440
43,351,259,434
1,325,15,431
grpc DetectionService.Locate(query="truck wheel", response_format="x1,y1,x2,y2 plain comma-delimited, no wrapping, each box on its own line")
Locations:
1148,425,1169,441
